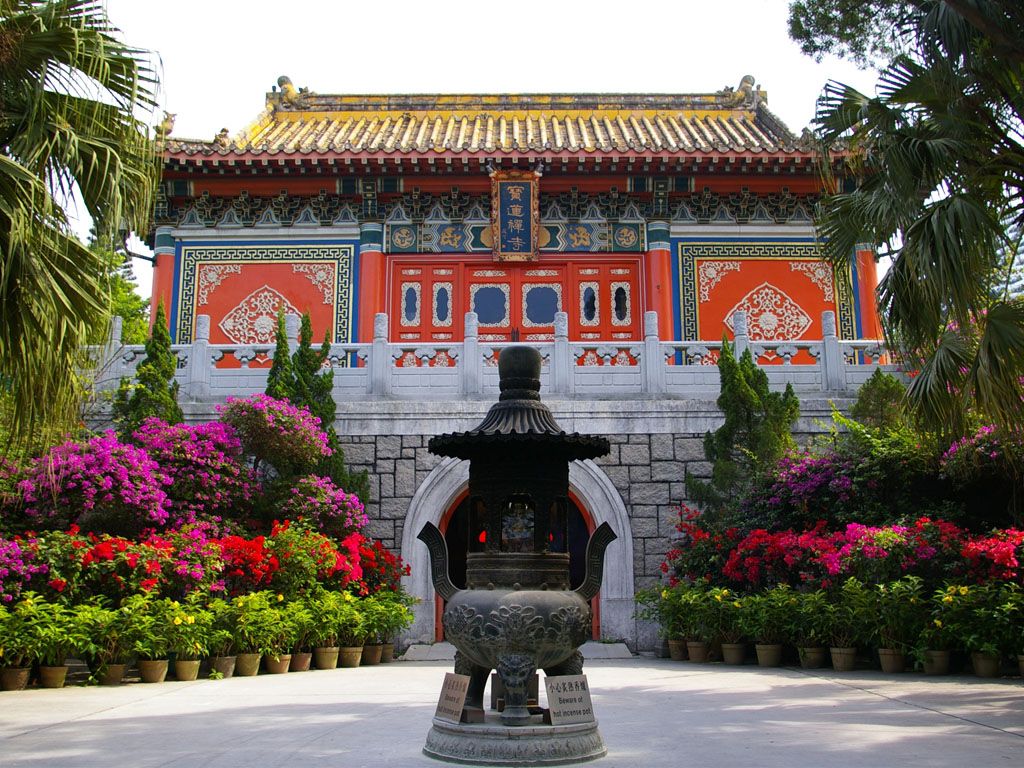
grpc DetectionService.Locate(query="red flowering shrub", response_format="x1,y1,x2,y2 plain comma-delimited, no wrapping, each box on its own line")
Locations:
660,505,740,585
351,534,409,594
217,534,278,595
961,529,1024,582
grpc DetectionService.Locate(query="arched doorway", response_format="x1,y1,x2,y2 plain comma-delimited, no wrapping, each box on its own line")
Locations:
401,457,635,648
434,489,599,641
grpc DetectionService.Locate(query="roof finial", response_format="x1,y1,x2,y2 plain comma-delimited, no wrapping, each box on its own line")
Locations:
718,75,758,108
276,75,313,109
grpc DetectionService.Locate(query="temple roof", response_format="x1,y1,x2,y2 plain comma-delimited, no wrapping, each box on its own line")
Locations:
164,76,813,161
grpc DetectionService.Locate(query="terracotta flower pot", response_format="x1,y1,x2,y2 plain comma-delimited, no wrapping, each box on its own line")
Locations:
38,665,69,689
830,647,857,672
667,639,687,661
99,663,126,686
971,651,1000,678
313,646,339,670
138,659,169,684
923,650,950,676
686,641,709,663
878,648,905,673
755,643,783,667
234,652,261,677
361,644,383,666
379,643,395,663
1,667,31,691
210,655,236,679
338,646,363,668
721,642,746,665
798,647,827,669
174,659,201,681
264,654,291,674
289,651,312,672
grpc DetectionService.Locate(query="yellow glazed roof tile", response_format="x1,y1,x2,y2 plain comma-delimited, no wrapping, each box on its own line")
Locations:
165,81,810,157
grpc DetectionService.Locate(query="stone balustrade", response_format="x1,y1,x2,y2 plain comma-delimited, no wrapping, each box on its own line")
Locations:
91,310,894,403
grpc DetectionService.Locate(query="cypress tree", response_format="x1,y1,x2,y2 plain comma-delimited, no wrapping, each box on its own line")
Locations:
113,303,183,437
265,308,295,401
686,338,800,524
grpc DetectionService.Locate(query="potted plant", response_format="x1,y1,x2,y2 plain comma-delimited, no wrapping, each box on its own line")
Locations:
872,577,926,673
705,587,746,665
676,583,713,662
373,590,415,662
636,585,686,660
75,599,132,685
121,593,173,684
915,586,958,675
738,585,794,667
255,597,296,674
166,596,213,681
207,598,237,678
791,590,831,669
307,590,343,669
32,597,91,688
0,597,38,691
825,578,872,672
336,593,365,668
284,598,315,671
358,595,386,665
231,592,269,676
946,583,1015,678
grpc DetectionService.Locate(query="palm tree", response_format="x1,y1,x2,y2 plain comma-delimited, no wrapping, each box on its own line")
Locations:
0,0,158,448
812,0,1024,439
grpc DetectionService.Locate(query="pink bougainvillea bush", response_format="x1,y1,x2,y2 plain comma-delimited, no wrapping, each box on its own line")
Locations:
15,432,169,536
132,418,259,528
279,475,367,539
217,394,331,476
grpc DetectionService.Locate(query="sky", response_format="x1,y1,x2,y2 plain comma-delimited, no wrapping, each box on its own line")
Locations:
101,0,881,297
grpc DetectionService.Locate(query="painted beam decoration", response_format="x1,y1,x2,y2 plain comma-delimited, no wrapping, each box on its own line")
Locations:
491,170,540,261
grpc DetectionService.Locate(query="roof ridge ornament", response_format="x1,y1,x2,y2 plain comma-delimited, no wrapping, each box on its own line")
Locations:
717,75,758,109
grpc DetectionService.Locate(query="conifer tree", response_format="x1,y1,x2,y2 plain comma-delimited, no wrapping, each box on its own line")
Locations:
686,339,800,523
264,310,370,502
113,304,183,437
265,308,295,401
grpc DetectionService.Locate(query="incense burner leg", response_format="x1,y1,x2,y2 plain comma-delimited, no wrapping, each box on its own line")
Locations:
454,650,490,711
497,652,535,726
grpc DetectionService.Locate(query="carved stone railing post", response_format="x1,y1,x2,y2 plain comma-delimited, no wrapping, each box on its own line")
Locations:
732,311,749,357
185,314,212,399
642,311,664,394
369,313,391,395
552,311,573,395
285,312,300,355
820,310,845,391
462,312,481,395
97,316,126,391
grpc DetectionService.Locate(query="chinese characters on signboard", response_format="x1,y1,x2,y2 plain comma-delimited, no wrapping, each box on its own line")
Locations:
491,170,540,261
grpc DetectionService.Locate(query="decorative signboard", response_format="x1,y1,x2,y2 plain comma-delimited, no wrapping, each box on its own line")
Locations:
544,674,596,725
490,169,541,261
434,672,471,723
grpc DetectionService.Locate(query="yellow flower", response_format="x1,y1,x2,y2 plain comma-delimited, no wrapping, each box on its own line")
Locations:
732,601,742,608
722,589,730,597
715,594,722,602
942,595,954,604
186,615,195,625
947,585,957,594
173,617,182,625
277,594,284,602
661,590,668,600
959,586,969,595
934,619,943,628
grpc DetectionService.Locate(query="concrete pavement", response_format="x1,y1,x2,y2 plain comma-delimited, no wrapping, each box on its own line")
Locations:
1,657,1022,767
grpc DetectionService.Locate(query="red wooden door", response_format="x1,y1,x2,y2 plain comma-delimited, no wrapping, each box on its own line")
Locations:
569,262,642,341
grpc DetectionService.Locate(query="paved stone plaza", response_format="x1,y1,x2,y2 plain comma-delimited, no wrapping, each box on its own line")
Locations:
2,657,1021,767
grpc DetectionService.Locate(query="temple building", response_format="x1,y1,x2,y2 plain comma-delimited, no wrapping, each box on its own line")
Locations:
148,77,887,650
153,76,881,354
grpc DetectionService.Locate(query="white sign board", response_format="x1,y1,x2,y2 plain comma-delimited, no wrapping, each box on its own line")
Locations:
544,674,595,725
434,672,471,723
